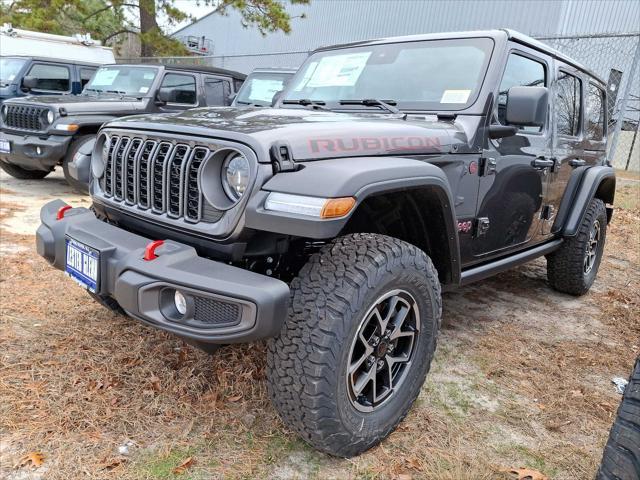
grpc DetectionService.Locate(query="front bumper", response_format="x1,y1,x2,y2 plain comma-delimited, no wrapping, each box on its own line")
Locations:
0,130,72,171
36,199,290,344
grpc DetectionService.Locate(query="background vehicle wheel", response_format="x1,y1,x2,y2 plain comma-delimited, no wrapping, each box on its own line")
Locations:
0,161,50,179
63,134,95,193
266,233,442,457
597,356,640,480
547,198,607,296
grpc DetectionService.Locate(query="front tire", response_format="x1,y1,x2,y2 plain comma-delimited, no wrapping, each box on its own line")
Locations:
547,198,607,296
266,234,441,457
0,161,50,179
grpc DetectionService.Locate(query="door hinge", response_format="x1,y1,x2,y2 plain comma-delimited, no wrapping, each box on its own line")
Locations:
475,217,490,237
270,142,296,172
479,157,497,176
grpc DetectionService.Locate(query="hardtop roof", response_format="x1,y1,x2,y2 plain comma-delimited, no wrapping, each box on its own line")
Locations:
114,63,247,80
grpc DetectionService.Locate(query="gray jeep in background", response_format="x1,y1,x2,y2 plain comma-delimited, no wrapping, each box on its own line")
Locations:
36,29,615,457
0,64,245,190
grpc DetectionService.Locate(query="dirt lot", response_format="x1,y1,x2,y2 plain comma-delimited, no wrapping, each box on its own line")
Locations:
0,169,638,480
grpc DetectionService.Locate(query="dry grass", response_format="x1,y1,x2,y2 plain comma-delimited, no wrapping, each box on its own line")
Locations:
0,174,638,479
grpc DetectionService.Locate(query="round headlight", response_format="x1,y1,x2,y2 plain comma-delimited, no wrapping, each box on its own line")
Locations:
221,152,250,201
91,134,108,179
1,104,7,120
46,110,54,124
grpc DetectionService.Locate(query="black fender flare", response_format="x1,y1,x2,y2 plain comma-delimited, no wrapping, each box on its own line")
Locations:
245,156,461,282
555,165,615,237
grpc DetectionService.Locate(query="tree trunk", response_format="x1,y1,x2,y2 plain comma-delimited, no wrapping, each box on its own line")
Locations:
139,0,158,57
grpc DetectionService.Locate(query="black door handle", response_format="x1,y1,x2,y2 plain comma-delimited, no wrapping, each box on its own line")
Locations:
569,159,587,167
532,157,555,169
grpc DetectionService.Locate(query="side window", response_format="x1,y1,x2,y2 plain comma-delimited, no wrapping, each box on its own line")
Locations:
498,53,547,133
204,77,231,105
160,73,197,104
26,64,70,91
586,83,605,141
556,71,582,137
80,68,96,88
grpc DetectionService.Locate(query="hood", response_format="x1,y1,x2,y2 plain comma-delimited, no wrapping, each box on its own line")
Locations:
4,94,146,115
110,107,469,161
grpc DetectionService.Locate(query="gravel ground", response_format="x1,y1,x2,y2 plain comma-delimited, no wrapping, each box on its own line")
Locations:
0,169,638,480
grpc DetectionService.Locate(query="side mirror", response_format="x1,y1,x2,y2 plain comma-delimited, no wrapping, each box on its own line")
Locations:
156,88,175,105
22,76,38,91
271,90,283,107
505,86,548,127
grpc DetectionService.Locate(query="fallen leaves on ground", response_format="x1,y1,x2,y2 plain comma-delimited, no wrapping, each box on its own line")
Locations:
506,466,549,480
14,452,45,469
173,457,194,474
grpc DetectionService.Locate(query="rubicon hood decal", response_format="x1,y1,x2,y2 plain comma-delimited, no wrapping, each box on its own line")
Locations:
110,107,465,161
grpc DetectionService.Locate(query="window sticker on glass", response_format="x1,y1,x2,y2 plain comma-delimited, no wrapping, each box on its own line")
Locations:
440,89,471,104
92,69,119,86
249,79,284,102
143,72,155,80
305,52,372,88
139,86,149,93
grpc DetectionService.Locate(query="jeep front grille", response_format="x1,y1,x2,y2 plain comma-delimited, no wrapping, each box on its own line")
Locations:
3,104,48,131
101,134,223,223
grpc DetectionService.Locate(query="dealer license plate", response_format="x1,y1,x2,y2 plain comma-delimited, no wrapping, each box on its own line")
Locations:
65,237,100,293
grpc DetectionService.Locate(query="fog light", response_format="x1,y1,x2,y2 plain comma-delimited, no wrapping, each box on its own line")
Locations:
36,146,42,155
174,290,187,315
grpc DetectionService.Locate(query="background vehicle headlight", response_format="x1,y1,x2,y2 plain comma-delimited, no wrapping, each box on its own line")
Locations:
46,110,54,124
221,152,250,201
1,105,7,120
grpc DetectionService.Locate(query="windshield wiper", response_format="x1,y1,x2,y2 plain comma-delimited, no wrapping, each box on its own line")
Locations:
106,90,127,95
339,99,406,119
83,88,103,94
281,99,330,111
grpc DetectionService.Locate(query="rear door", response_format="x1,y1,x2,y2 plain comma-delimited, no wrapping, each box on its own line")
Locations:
545,62,586,235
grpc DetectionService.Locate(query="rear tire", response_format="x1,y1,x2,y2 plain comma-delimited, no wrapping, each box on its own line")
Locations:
597,357,640,480
63,135,94,193
0,161,50,179
547,198,607,296
266,233,441,457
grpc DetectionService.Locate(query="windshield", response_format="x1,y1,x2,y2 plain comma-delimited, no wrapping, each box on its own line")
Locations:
235,71,294,106
83,66,158,96
283,38,494,111
0,57,27,85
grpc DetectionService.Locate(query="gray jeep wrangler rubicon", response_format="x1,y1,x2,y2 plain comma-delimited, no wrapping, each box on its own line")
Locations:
36,30,615,457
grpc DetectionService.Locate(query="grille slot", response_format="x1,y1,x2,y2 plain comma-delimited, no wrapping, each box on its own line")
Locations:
193,296,241,326
167,145,190,218
124,138,143,204
101,135,224,224
4,105,48,131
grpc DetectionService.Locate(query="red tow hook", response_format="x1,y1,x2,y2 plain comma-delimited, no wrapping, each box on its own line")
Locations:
56,205,72,220
143,240,165,261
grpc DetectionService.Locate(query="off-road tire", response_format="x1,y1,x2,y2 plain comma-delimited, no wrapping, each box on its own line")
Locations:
266,233,442,457
63,134,94,193
0,161,51,179
547,198,607,296
597,356,640,480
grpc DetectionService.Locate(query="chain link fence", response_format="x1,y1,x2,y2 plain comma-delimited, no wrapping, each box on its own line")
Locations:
121,32,640,171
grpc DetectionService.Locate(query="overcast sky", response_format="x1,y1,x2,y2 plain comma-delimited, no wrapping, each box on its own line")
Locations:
168,1,216,33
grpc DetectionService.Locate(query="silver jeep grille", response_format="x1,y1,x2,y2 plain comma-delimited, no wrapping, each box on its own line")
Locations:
3,104,48,131
101,134,222,223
